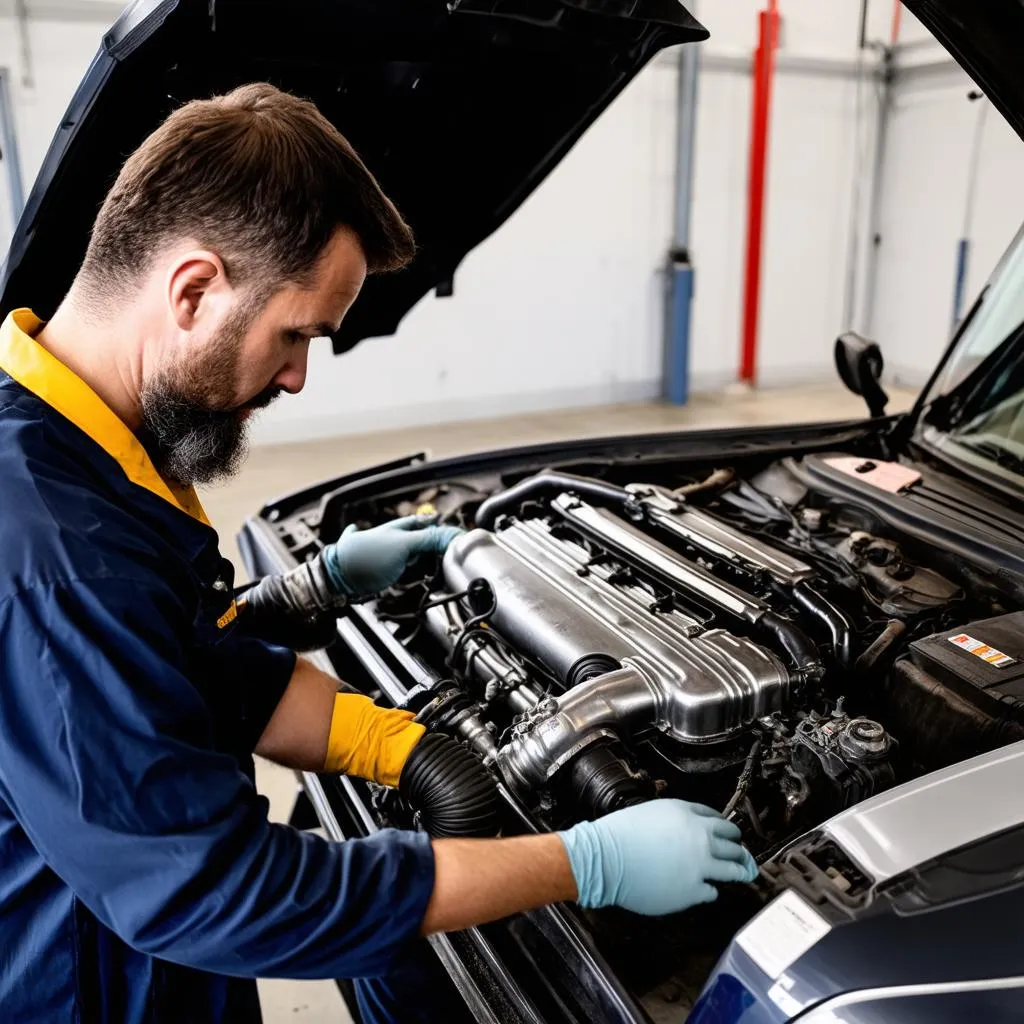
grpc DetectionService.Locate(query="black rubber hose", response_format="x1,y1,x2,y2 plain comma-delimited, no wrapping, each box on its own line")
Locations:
855,619,906,674
399,732,501,838
236,562,342,652
557,740,654,820
756,610,824,684
475,471,629,530
792,582,857,670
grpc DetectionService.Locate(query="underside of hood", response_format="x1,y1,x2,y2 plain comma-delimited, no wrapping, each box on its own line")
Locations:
903,0,1024,143
0,0,706,353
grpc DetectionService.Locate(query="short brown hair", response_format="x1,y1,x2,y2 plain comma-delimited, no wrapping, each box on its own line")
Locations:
80,83,414,298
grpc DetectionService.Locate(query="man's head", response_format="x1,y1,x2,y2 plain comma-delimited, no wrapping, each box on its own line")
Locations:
75,83,414,484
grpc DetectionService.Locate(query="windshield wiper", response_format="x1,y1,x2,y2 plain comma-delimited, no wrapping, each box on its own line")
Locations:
953,437,1024,476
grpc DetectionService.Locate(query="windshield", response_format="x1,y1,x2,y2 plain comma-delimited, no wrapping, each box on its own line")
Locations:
921,223,1024,486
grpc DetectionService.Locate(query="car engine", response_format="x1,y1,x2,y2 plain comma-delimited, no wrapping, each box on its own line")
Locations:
308,451,1024,868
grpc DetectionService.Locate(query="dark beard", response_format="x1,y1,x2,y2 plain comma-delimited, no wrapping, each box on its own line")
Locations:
139,304,282,485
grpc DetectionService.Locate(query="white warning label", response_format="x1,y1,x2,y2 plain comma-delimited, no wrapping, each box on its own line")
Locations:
736,890,832,980
948,633,1016,669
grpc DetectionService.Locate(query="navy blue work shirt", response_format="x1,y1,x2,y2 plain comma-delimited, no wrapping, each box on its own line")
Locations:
0,310,434,1023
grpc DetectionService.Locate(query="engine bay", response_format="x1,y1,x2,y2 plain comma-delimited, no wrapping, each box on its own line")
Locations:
259,444,1024,1013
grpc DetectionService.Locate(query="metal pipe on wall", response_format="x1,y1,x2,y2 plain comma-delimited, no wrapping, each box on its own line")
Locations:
890,0,903,46
860,70,895,339
843,0,871,332
952,93,989,329
0,69,26,231
738,0,781,386
664,29,701,406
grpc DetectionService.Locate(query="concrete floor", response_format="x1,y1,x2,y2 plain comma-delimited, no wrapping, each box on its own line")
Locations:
197,381,916,1024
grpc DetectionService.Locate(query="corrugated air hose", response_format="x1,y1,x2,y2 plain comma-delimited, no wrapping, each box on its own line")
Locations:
398,732,500,838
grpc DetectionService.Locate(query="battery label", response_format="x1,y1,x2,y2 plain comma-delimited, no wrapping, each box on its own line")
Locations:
948,633,1016,668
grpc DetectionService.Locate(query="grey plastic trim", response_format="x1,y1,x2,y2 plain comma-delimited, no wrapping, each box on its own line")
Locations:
824,740,1024,881
336,617,409,707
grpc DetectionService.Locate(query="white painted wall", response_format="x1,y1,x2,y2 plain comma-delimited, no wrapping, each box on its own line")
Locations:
0,10,115,195
253,1,895,443
870,58,1024,387
253,62,679,442
0,1,934,444
690,58,877,391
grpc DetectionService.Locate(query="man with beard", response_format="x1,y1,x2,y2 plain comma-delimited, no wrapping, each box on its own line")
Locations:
0,84,757,1024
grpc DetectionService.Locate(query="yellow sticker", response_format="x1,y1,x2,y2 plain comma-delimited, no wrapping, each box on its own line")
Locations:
216,601,238,629
948,633,1015,668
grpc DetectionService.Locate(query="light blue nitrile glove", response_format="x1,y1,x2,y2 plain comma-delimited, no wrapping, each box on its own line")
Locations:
322,515,464,598
558,799,759,916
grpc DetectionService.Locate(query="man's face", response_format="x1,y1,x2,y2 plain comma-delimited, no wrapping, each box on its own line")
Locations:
140,226,367,484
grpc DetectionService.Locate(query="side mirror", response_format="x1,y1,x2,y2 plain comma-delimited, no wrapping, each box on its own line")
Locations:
835,332,889,418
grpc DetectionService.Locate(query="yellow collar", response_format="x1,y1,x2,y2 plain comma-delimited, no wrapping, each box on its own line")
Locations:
0,309,210,526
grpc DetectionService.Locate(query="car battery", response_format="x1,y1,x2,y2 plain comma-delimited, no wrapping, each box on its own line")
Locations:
910,611,1024,716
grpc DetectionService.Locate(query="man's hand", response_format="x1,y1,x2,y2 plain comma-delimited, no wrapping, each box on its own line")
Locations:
323,515,463,597
238,515,463,651
558,800,758,914
255,659,425,787
422,800,757,935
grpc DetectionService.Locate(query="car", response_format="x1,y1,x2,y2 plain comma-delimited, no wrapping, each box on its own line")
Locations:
5,1,1024,1021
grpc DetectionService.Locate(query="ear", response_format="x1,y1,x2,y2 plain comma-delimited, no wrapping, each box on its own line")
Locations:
167,250,231,331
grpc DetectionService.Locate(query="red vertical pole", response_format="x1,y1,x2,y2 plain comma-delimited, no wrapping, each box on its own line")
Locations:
890,0,903,45
738,1,780,385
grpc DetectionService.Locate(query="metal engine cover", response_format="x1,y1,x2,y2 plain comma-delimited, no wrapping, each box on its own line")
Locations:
443,522,789,743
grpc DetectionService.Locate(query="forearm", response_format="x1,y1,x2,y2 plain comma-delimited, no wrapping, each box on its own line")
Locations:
255,658,424,785
254,657,335,769
422,833,577,935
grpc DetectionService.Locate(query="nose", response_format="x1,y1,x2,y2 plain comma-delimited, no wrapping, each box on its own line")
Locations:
274,341,310,395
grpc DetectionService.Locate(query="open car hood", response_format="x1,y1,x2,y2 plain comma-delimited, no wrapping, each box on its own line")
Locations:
904,0,1024,144
0,0,705,354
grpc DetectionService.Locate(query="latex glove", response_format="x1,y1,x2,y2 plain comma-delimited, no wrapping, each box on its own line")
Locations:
323,692,425,787
323,515,464,597
558,799,759,916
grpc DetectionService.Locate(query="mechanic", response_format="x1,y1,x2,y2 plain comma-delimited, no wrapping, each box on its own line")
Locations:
0,84,757,1024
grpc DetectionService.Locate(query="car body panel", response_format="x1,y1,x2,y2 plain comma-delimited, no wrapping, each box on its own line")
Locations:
903,0,1024,145
239,415,1024,1022
822,740,1024,882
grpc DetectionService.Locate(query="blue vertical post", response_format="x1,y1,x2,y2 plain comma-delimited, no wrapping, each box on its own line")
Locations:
664,31,701,405
666,261,694,404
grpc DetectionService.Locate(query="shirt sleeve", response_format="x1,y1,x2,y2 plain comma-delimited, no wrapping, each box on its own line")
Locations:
0,574,435,979
202,625,298,756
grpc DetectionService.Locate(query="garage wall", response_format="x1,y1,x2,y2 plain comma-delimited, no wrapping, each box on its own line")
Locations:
689,56,877,391
0,2,944,445
252,2,895,444
868,14,1024,387
0,7,117,219
252,62,680,443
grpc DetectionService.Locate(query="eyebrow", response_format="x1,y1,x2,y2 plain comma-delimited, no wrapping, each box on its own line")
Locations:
294,322,338,338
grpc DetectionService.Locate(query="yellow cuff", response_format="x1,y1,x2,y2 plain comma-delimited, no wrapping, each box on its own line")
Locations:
323,693,426,787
